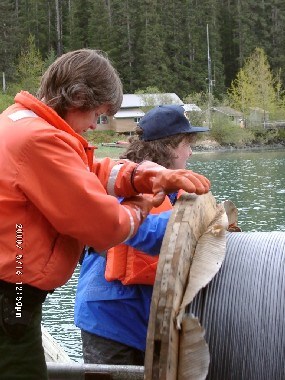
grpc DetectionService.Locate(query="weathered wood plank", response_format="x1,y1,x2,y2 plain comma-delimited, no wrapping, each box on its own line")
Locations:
145,192,228,380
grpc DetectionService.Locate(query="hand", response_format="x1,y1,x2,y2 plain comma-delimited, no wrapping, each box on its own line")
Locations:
121,195,154,236
132,161,211,207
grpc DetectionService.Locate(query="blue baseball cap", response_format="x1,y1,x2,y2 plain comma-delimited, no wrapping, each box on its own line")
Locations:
139,104,209,141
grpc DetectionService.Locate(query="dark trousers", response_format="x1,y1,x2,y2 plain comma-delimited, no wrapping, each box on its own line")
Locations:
81,329,145,366
0,288,48,379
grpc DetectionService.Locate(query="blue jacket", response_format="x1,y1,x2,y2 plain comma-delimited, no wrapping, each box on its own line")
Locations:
74,210,171,351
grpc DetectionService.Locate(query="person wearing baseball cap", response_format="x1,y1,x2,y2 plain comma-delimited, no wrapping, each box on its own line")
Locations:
122,104,209,170
74,104,209,366
139,104,208,141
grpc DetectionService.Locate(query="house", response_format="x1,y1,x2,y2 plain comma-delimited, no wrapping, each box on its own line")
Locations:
109,109,145,133
183,103,202,121
96,93,185,133
183,103,202,112
211,106,243,126
247,107,269,127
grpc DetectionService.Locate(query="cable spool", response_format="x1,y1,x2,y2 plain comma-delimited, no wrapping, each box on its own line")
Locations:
188,231,285,380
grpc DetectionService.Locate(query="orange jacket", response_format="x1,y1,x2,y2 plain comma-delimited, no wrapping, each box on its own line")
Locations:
105,193,183,285
0,92,143,290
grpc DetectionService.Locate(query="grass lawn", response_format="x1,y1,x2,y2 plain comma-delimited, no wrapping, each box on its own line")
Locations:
94,144,126,159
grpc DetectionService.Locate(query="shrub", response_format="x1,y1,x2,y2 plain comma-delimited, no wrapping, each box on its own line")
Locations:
249,126,279,145
277,128,285,143
84,130,127,144
0,94,14,113
210,116,255,147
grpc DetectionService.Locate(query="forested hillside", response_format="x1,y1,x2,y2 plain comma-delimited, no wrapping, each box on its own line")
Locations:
1,0,285,99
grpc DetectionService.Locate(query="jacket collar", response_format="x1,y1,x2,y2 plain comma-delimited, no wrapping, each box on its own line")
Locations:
14,91,95,169
15,91,88,146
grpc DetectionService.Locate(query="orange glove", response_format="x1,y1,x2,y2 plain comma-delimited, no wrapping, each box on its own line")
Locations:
132,161,210,207
121,195,154,238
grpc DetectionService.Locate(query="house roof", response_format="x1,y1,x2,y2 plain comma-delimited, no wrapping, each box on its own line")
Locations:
249,107,269,113
114,94,201,120
114,109,145,119
121,93,183,108
212,106,243,117
183,103,202,112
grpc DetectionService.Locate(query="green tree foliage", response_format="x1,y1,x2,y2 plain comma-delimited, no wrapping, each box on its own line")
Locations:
218,0,285,87
43,48,57,71
3,0,285,103
185,0,225,97
135,86,162,94
135,86,176,112
183,91,220,125
0,93,14,112
134,1,170,92
0,0,21,88
87,0,113,52
106,0,139,93
228,48,281,119
17,0,56,54
269,1,285,85
66,0,93,50
218,1,239,88
184,91,220,111
210,115,255,147
11,34,44,95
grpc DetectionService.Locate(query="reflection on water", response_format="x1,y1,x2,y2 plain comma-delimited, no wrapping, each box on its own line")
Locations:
43,267,82,361
189,149,285,232
42,149,285,362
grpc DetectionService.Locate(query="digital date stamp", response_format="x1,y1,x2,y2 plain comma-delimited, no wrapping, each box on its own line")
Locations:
15,223,24,318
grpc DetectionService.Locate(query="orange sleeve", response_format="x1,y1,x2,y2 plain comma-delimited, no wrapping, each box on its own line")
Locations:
17,132,142,252
93,157,139,197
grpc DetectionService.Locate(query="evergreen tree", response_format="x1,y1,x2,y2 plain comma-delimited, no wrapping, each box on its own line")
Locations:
218,0,239,88
43,48,57,70
17,0,55,58
184,0,225,98
0,0,20,89
2,0,285,101
228,48,280,121
134,0,169,93
87,0,113,52
267,1,285,85
157,0,186,95
12,34,44,95
218,0,285,92
65,0,93,50
104,0,138,93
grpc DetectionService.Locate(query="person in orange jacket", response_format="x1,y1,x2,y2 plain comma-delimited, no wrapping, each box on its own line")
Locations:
75,104,209,365
0,49,210,379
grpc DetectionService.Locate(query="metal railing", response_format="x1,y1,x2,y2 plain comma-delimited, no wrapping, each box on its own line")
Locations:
47,362,144,380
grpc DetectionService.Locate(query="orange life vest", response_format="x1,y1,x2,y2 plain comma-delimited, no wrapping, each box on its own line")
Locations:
105,191,183,285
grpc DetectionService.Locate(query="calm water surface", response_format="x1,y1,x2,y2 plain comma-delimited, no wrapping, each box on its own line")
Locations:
42,148,285,362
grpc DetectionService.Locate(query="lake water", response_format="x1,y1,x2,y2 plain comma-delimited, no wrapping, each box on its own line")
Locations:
42,148,285,362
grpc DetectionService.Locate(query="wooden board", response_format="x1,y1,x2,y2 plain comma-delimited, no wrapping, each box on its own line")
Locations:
42,325,73,363
144,192,228,380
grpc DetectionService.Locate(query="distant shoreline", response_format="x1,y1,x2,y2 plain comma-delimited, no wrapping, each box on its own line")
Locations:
95,141,284,159
192,141,285,154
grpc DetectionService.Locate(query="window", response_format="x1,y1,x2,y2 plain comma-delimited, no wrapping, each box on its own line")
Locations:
134,117,142,124
97,115,108,124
